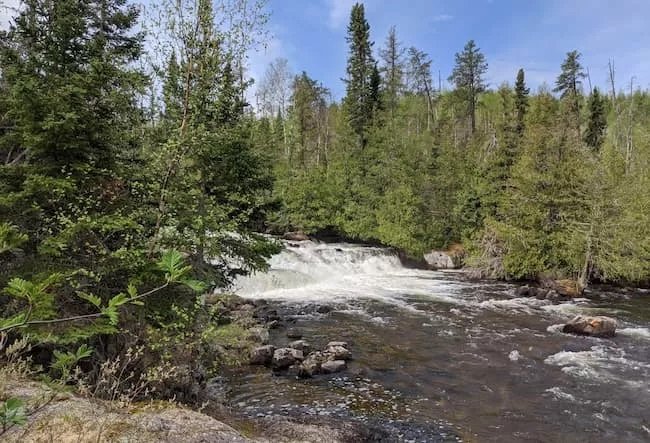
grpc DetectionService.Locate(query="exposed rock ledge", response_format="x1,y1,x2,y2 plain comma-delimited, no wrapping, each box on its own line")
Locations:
2,379,249,443
2,378,379,443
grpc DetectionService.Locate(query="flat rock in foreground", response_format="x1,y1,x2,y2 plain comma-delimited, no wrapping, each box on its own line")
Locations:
2,380,250,443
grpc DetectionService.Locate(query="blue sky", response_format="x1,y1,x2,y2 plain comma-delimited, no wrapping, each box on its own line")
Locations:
2,0,649,100
251,0,650,99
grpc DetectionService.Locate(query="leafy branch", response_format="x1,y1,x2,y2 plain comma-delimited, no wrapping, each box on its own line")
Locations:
0,250,206,336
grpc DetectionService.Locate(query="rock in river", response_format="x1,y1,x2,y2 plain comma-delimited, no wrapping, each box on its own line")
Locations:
423,251,456,269
326,345,352,361
289,340,311,354
250,345,275,365
286,328,303,339
321,360,347,374
298,351,326,378
282,231,310,241
272,348,304,370
562,315,617,338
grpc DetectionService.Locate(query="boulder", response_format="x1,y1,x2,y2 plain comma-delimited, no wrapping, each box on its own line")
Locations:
321,360,347,374
326,341,348,349
326,345,352,361
423,251,455,269
562,315,617,338
289,340,311,354
250,345,275,365
282,231,310,241
272,348,304,370
543,279,584,298
298,351,326,378
247,327,270,344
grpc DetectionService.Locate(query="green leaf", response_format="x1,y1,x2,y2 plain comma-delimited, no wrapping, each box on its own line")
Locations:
0,314,28,331
3,278,30,299
101,306,119,325
108,293,129,309
157,250,191,282
1,397,27,427
75,344,93,360
180,278,207,293
77,292,102,308
127,283,138,298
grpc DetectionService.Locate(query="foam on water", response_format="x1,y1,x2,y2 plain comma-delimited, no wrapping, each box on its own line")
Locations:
544,345,650,384
233,240,466,308
618,327,650,340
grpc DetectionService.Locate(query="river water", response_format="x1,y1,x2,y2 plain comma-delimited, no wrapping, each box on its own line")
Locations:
227,241,650,442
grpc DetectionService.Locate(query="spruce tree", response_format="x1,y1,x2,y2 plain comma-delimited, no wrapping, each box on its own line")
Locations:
449,40,488,134
343,3,376,148
554,50,586,127
584,87,607,151
514,68,530,137
0,0,149,339
378,26,405,116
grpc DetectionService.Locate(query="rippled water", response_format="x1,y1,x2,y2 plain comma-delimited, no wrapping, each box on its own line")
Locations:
228,241,650,442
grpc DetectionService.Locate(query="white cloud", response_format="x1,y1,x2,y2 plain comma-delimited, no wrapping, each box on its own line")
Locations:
326,0,357,30
431,14,453,22
0,0,20,30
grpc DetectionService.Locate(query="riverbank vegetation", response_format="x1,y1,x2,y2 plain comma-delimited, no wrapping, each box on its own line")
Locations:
1,0,649,438
259,4,650,288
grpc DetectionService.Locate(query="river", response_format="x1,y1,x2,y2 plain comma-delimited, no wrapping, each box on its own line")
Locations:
226,240,650,442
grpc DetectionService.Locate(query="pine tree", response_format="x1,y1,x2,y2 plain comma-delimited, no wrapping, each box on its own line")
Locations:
343,3,376,148
378,26,405,116
369,63,382,113
514,68,530,137
449,40,488,134
584,87,607,151
1,0,144,174
554,50,586,98
554,50,586,128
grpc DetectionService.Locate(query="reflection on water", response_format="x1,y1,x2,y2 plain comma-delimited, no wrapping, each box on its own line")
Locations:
229,241,650,442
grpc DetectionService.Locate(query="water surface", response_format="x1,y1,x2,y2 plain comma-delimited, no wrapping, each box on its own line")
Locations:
228,241,650,442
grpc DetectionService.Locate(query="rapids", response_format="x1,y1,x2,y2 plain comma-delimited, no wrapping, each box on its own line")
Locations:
227,241,650,442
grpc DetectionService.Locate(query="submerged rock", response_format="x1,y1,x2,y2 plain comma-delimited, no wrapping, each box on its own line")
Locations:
321,360,347,374
286,328,303,339
272,348,304,370
562,315,617,338
514,285,567,301
282,231,310,241
316,305,332,314
250,345,275,365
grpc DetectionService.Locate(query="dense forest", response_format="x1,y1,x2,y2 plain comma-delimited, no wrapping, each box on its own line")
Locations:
258,5,650,288
0,0,649,435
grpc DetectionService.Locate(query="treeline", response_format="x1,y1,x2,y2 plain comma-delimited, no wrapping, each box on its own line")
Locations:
254,3,650,287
